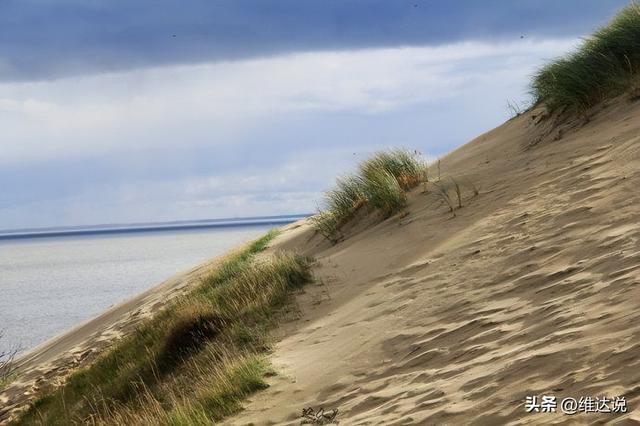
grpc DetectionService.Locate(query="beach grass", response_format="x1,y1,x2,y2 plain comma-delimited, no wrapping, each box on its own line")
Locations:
531,4,640,111
14,230,313,425
361,167,406,216
313,149,426,242
310,210,343,244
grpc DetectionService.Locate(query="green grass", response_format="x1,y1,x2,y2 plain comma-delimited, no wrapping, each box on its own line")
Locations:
531,4,640,111
360,167,406,216
325,175,366,221
313,149,426,242
359,149,425,190
14,230,313,425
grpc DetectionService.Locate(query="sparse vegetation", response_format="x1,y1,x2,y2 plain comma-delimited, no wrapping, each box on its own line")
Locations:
14,231,313,425
452,180,463,209
506,99,528,118
434,180,456,214
531,4,640,111
464,177,480,197
310,210,343,244
433,177,479,217
0,332,18,389
313,149,426,242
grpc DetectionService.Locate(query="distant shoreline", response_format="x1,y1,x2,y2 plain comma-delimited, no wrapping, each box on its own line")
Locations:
0,214,311,241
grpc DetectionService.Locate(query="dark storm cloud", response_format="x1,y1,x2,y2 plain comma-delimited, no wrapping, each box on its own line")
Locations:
0,0,629,81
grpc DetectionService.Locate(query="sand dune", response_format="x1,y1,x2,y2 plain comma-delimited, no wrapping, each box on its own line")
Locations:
227,97,640,424
3,95,640,424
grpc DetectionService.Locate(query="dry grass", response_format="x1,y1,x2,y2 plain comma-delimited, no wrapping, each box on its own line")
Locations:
432,177,479,217
0,332,18,389
14,231,313,425
506,99,528,118
90,353,273,425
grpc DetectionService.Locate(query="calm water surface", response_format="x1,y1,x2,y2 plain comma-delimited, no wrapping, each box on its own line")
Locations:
0,225,272,354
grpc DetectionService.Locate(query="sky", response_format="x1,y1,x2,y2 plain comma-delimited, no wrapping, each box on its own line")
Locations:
0,0,630,230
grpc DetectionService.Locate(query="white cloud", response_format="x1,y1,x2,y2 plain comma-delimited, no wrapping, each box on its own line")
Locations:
0,38,579,228
0,38,576,164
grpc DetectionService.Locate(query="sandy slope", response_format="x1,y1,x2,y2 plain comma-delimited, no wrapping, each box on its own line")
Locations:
227,97,640,424
3,95,640,425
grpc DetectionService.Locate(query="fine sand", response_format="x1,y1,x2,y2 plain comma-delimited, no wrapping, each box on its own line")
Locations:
3,95,640,424
226,97,640,424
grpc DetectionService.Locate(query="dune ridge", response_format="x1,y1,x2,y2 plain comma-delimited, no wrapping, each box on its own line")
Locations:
226,96,640,424
3,96,640,425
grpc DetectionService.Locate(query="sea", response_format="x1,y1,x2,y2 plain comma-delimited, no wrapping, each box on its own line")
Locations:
0,215,306,355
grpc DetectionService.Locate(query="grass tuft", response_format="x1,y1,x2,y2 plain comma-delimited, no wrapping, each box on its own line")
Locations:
313,149,426,242
359,149,425,190
310,210,343,244
360,168,406,216
325,175,366,221
531,4,640,111
432,177,479,217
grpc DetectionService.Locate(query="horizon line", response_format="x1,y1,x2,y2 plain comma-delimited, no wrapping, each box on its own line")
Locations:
0,213,312,241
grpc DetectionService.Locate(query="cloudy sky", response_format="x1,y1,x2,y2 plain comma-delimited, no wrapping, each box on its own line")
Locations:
0,0,629,230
